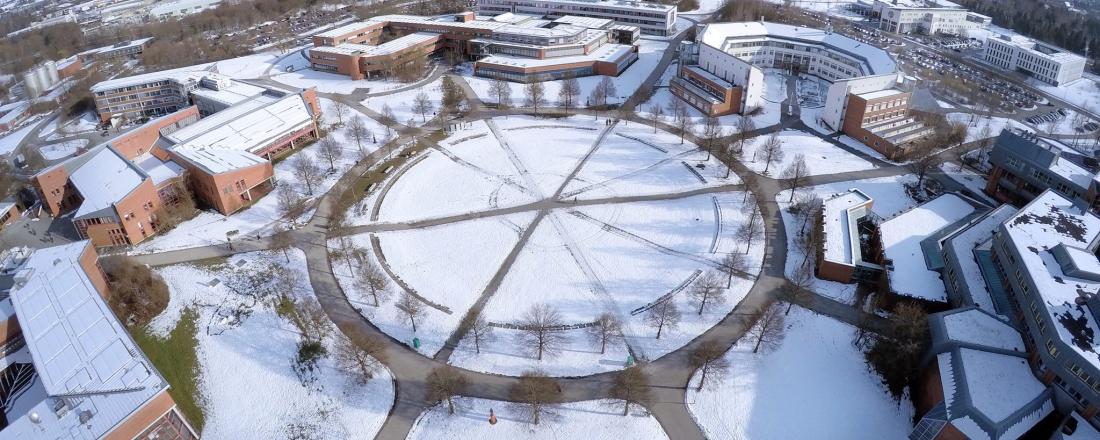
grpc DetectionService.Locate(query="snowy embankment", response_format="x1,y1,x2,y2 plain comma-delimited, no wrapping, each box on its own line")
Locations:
152,250,394,439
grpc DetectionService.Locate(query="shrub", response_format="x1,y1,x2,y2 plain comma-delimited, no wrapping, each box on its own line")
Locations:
101,256,170,327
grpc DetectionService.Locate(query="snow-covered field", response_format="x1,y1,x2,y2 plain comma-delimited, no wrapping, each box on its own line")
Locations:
130,100,384,254
1029,74,1100,118
363,77,447,127
740,129,875,176
38,138,88,160
947,112,1023,143
334,116,761,374
688,306,914,439
409,398,668,440
777,174,920,303
153,250,394,439
463,40,669,108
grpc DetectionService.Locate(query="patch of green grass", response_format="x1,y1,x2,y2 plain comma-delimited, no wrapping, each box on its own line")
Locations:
131,309,205,432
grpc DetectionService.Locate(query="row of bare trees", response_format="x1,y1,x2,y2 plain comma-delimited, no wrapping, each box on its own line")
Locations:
486,75,617,115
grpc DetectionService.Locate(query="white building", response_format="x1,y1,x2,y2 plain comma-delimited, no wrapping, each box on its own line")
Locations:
21,61,60,99
148,0,221,19
476,0,676,36
870,0,990,35
983,35,1086,86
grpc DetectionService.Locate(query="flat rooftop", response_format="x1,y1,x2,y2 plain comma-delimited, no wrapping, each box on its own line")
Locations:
881,194,976,302
698,21,898,76
477,42,633,69
821,189,872,266
90,64,212,93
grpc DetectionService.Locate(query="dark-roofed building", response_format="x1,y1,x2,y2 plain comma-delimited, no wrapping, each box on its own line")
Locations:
988,190,1100,429
985,129,1100,212
913,307,1054,440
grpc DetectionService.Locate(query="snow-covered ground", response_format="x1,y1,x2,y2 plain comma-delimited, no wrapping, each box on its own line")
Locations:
938,162,994,204
740,129,875,176
777,174,921,303
679,0,725,14
0,122,38,156
1028,74,1100,118
462,40,669,108
688,306,914,439
408,398,668,440
130,100,385,254
333,116,761,374
44,111,99,141
363,76,447,127
947,112,1023,143
38,138,88,160
153,250,394,439
1019,107,1096,136
636,66,785,132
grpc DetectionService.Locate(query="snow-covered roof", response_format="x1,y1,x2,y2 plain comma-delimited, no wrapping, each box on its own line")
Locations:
698,22,897,75
942,205,1018,314
90,63,211,93
134,152,183,185
313,32,440,57
314,20,382,39
67,147,145,218
190,78,266,107
856,88,906,101
1,241,168,439
477,43,634,69
881,194,976,302
991,35,1085,64
821,189,872,266
165,91,312,174
0,102,29,125
80,37,154,57
552,15,615,29
1001,190,1100,369
942,308,1024,352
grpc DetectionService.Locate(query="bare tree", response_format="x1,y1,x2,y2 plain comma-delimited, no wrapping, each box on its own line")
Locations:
426,366,468,415
734,116,755,154
690,340,730,391
276,184,306,221
518,303,567,360
588,80,609,119
524,81,546,114
440,75,464,115
785,263,816,315
646,300,681,339
283,298,332,343
717,252,747,288
270,223,293,263
413,92,434,122
330,101,350,126
291,155,322,195
599,76,617,100
354,260,389,306
559,74,580,110
509,371,561,425
735,216,763,254
646,102,665,133
748,304,786,353
667,98,693,144
698,116,724,160
334,332,387,383
689,272,726,315
490,78,512,109
759,132,784,174
976,122,994,164
381,104,398,126
912,143,938,189
609,366,652,416
586,313,623,354
463,314,494,355
396,292,424,333
780,153,809,202
346,116,371,156
318,136,344,172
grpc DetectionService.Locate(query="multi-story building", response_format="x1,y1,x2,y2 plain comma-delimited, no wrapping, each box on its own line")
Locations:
40,74,321,247
77,37,154,63
988,190,1100,429
674,21,932,156
983,35,1086,86
309,13,639,83
870,0,991,35
0,241,198,439
476,0,675,36
984,129,1099,211
815,188,884,283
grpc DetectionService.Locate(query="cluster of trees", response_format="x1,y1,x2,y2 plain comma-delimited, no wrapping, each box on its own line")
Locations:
100,256,171,327
862,303,930,400
487,75,618,115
